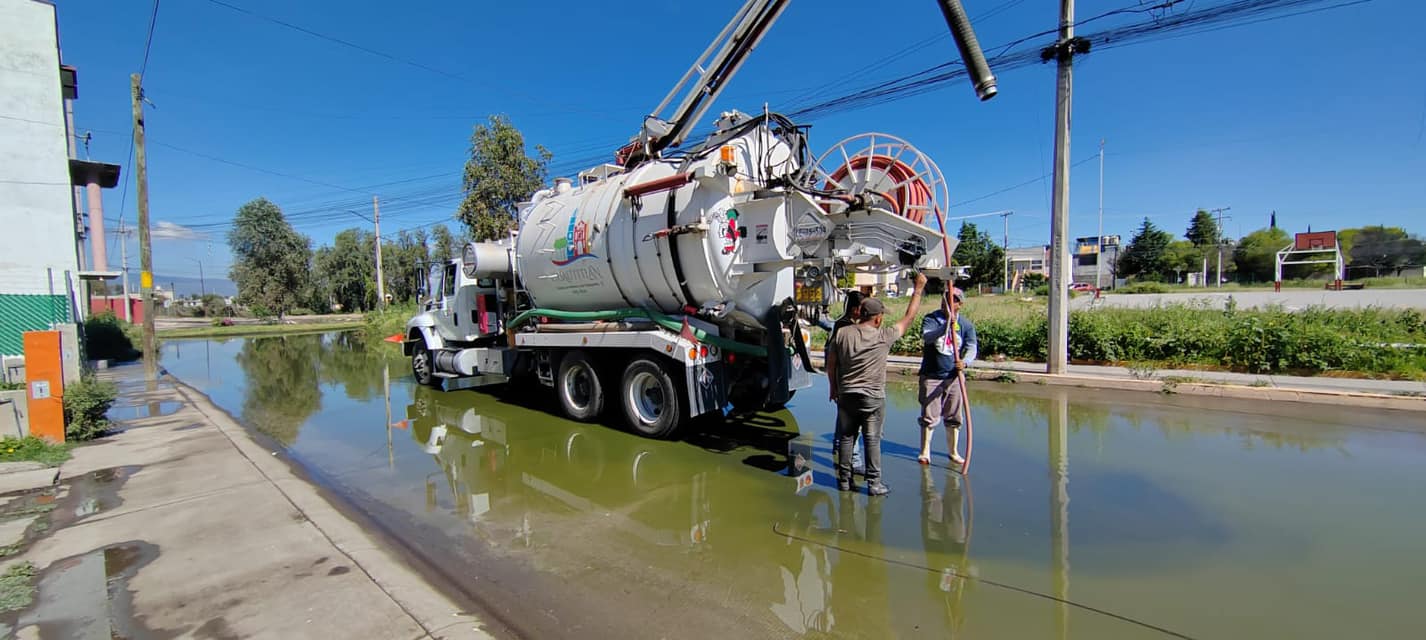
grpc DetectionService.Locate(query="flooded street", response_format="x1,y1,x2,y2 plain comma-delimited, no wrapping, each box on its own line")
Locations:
161,333,1426,639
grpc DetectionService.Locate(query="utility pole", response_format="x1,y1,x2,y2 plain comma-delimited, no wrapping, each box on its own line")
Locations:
373,195,385,307
1046,0,1081,375
118,222,132,322
1002,211,1011,293
1096,139,1105,289
1209,206,1232,288
187,257,206,298
130,74,157,377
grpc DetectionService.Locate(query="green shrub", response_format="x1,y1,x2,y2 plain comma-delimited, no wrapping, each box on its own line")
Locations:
62,375,117,441
0,382,21,392
1119,282,1169,294
968,303,1425,378
1031,284,1049,297
82,312,140,361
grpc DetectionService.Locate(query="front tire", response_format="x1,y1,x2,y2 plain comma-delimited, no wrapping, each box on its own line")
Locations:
411,342,438,387
620,358,686,439
557,352,605,422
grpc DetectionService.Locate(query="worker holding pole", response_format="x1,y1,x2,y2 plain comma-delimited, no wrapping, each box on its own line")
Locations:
916,288,977,466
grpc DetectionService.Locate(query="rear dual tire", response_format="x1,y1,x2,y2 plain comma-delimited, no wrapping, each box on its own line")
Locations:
555,352,686,440
620,358,685,440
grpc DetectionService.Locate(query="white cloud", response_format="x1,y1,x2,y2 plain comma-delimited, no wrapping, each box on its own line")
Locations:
153,221,207,241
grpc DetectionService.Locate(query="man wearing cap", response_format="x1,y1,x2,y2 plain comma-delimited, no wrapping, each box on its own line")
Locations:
917,287,977,466
817,290,866,474
826,273,927,495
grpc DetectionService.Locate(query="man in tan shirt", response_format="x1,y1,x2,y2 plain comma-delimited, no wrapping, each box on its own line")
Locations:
825,272,927,495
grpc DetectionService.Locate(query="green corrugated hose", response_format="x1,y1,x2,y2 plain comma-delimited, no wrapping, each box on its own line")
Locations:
508,307,768,356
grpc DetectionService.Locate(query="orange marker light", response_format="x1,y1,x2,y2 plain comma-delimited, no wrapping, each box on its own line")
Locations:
720,145,735,163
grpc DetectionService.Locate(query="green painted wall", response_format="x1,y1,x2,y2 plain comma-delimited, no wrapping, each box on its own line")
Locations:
0,294,69,356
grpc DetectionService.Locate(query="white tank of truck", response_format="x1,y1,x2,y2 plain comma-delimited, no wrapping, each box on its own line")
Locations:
513,124,803,322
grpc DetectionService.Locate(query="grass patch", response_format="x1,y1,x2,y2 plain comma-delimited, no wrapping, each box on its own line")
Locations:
0,437,72,467
159,321,362,339
362,303,418,341
0,561,36,613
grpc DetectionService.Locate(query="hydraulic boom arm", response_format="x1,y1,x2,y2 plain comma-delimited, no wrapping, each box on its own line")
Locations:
634,0,998,160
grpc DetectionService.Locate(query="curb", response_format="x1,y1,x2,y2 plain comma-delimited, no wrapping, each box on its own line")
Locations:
808,356,1426,412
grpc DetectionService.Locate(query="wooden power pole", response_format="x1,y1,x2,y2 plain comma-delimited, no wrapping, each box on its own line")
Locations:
130,74,157,377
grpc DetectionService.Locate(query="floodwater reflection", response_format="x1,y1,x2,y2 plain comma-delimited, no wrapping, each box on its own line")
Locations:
159,332,1426,639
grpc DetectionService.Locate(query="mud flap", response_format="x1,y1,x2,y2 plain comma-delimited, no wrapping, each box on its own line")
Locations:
763,306,792,408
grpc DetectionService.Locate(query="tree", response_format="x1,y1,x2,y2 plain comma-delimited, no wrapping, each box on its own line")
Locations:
1233,227,1290,282
1347,225,1425,276
379,229,430,304
1162,240,1201,284
228,198,311,318
457,115,552,241
1186,209,1220,248
951,222,1005,289
313,228,376,312
430,223,458,263
1118,218,1174,281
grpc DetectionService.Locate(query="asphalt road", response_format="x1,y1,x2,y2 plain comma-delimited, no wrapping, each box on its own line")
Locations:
1074,288,1426,310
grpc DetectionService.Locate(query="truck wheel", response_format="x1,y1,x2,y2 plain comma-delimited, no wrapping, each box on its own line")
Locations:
411,342,438,387
620,359,686,439
557,352,604,422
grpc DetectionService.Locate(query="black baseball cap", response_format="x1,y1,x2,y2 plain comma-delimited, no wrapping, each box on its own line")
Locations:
859,298,885,316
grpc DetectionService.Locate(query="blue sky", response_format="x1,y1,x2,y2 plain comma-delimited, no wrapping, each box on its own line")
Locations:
54,0,1425,286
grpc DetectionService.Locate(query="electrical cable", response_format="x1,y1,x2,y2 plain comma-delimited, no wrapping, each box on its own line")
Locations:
770,522,1200,640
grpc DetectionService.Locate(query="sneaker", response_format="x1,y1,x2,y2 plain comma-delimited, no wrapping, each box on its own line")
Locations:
838,480,859,492
867,483,890,496
949,453,966,466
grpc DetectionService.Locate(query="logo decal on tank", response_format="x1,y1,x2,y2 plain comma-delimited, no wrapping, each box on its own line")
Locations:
551,210,598,266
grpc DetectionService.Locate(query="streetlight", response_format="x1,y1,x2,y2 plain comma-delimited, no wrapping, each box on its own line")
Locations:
184,257,206,298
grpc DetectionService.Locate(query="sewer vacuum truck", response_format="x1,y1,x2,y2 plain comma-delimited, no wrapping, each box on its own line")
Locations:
404,0,997,438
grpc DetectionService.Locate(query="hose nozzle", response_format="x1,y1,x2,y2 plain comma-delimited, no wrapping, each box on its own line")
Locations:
936,0,998,101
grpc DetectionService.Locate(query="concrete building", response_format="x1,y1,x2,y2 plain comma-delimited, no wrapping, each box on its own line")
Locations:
0,0,120,357
1073,235,1121,289
1007,245,1048,290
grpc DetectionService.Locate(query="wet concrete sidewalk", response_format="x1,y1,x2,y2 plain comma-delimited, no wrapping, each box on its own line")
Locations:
0,364,495,639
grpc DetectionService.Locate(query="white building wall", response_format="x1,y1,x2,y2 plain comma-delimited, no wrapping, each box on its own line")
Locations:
0,0,79,295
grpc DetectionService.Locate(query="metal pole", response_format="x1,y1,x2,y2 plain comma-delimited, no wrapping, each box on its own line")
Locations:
1096,139,1104,289
119,222,131,322
197,260,206,298
374,196,386,307
1047,0,1075,375
1003,212,1010,292
131,74,157,378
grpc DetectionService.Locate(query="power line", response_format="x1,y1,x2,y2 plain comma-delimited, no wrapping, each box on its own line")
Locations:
138,0,162,79
950,155,1098,209
781,0,1371,122
197,0,620,117
200,0,468,84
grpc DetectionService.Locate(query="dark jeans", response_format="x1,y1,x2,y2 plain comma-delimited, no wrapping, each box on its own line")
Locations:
836,393,885,485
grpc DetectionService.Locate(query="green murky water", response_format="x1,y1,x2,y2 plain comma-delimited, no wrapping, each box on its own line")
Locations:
162,332,1426,639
